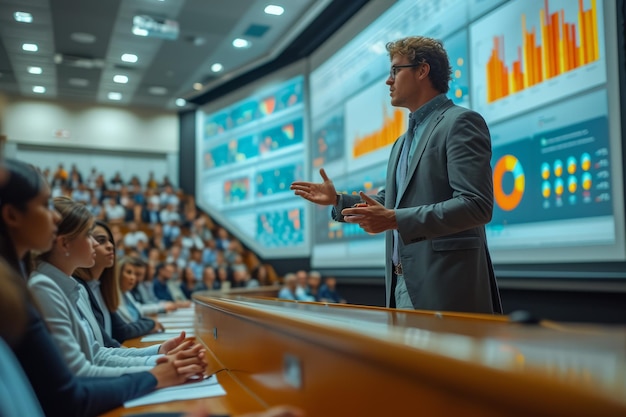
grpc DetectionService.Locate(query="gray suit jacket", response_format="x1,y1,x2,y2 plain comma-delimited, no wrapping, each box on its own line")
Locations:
28,262,159,376
334,99,502,314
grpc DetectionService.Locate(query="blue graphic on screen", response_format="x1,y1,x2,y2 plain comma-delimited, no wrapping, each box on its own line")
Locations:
224,177,250,204
231,100,259,128
259,119,303,155
445,30,470,107
312,111,345,168
257,207,304,248
256,163,303,197
205,135,259,169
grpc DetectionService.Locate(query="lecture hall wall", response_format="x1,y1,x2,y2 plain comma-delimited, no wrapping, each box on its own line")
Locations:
0,93,179,185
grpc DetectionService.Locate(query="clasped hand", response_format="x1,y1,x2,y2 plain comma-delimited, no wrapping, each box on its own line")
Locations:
341,192,397,234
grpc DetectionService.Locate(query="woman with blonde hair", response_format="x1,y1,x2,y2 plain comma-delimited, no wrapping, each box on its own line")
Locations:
28,196,205,377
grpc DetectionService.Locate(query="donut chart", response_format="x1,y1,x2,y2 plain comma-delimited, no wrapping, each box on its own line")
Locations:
493,155,525,211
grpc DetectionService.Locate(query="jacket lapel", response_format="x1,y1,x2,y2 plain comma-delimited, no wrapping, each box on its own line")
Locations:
396,100,453,201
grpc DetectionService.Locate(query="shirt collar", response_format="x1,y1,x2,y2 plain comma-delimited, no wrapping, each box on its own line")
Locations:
410,93,448,125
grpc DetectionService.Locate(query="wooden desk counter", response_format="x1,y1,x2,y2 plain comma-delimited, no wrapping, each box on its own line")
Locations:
101,289,626,417
193,293,626,417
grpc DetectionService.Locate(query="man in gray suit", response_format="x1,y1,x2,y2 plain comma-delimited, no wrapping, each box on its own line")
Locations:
291,36,502,314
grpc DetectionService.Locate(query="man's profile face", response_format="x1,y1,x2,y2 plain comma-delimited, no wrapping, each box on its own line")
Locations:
387,54,422,112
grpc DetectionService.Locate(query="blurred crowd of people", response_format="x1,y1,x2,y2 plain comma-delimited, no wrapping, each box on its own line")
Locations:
38,162,346,306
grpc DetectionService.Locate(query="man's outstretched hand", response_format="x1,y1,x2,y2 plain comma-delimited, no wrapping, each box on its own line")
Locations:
290,168,337,206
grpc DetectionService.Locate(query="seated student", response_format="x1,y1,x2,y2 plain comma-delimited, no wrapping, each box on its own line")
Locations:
295,270,315,302
153,262,192,307
74,221,165,347
74,220,125,347
29,196,203,377
180,266,203,299
131,257,177,315
116,256,163,337
318,276,347,304
76,221,161,342
199,265,220,291
306,271,323,302
0,158,205,417
0,258,45,417
278,273,298,301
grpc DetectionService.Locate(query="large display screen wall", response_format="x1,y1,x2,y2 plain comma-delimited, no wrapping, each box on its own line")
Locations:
196,62,310,258
308,0,625,269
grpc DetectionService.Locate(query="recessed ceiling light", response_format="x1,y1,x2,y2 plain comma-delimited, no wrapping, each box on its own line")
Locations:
22,43,38,52
113,75,128,84
108,92,122,100
264,5,284,16
68,78,89,87
70,32,96,44
175,98,186,107
193,82,203,91
121,53,138,63
232,38,250,48
14,11,33,23
32,86,46,93
148,86,168,95
132,27,149,37
27,66,42,75
211,63,223,73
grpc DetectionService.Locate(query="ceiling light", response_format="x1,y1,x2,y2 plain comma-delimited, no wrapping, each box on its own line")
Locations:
108,92,122,100
121,53,138,63
113,75,128,84
27,66,42,75
132,27,149,37
33,86,46,93
211,63,223,73
22,43,38,52
193,82,203,91
264,5,284,16
148,86,168,95
175,98,186,107
232,38,250,48
14,11,33,23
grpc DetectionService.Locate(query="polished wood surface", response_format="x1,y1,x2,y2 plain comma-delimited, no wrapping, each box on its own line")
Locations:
194,293,626,417
102,288,626,417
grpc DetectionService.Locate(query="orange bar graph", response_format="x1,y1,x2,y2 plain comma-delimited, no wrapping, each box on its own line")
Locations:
486,0,599,103
352,106,406,158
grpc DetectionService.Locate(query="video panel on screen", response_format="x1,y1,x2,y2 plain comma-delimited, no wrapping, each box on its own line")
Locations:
198,75,309,256
309,0,624,268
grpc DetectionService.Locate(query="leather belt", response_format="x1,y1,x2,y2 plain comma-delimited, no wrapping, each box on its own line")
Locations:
393,263,403,275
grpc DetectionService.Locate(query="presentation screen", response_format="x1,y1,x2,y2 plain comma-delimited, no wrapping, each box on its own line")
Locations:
308,0,625,268
197,68,310,258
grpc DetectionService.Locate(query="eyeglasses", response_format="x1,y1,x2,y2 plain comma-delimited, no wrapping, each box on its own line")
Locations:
389,64,422,81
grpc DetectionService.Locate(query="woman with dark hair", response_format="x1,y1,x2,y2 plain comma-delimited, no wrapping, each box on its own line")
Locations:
74,220,159,346
0,158,205,417
29,196,203,377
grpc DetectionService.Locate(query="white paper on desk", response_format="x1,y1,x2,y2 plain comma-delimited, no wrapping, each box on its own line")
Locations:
157,316,195,323
124,375,225,408
160,328,195,334
167,308,195,317
140,330,195,342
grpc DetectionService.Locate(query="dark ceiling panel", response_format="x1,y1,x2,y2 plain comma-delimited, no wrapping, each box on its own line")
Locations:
0,0,370,111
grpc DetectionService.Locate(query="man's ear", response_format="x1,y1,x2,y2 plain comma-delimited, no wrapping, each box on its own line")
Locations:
417,62,431,80
1,204,23,228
